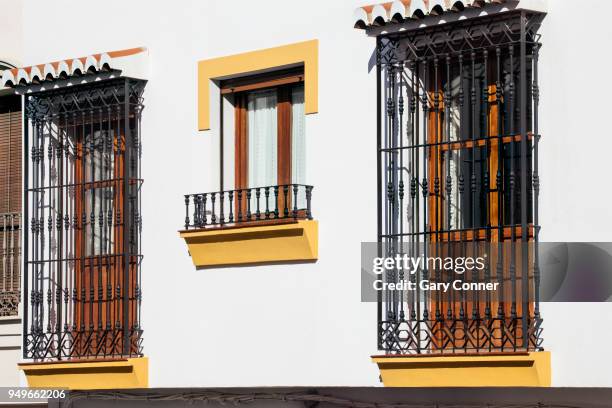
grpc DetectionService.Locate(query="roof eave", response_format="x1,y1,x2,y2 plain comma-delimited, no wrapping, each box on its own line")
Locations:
355,0,548,36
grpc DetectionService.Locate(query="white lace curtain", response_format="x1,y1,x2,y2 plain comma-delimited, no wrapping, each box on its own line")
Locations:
247,89,278,188
291,86,305,186
246,85,306,190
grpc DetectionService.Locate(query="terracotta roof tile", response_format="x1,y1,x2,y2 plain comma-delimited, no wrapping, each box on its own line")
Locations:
353,0,544,29
1,46,148,88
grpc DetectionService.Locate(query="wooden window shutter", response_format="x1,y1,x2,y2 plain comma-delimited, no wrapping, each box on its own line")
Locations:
0,100,22,215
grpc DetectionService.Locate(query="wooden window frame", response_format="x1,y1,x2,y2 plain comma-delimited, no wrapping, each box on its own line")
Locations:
224,71,304,191
72,121,137,339
424,65,535,328
426,76,534,243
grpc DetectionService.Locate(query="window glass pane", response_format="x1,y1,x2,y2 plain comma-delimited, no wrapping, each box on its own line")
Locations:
84,130,114,181
291,85,307,209
291,85,305,184
83,129,115,256
247,90,277,188
84,187,114,256
447,147,488,230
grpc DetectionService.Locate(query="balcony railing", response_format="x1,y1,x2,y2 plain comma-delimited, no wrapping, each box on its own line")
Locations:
183,184,313,230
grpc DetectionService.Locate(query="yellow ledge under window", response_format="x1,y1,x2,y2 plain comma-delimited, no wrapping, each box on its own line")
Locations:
372,351,551,387
18,357,148,390
180,220,318,268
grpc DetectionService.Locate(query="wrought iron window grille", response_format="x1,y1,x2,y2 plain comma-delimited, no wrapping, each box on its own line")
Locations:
375,10,545,354
23,78,146,360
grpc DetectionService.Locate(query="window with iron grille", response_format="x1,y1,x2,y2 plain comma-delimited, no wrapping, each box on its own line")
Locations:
23,78,145,360
0,95,21,317
376,10,545,354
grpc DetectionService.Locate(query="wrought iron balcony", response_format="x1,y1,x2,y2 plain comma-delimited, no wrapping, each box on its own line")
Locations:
183,184,313,230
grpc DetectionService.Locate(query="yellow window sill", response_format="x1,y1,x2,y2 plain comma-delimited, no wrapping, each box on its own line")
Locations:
372,351,551,387
180,219,318,267
18,357,148,390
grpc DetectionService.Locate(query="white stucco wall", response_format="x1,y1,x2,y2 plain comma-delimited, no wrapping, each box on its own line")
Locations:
537,0,612,387
0,0,609,388
0,0,23,67
0,317,21,386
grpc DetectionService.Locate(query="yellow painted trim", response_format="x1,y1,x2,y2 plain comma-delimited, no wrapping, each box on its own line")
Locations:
373,352,551,387
19,357,148,390
198,40,318,130
180,220,318,267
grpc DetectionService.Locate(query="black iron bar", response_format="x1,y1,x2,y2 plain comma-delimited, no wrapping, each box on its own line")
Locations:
211,192,217,224
246,189,252,220
57,112,64,355
433,57,441,321
237,190,243,222
409,60,417,324
483,49,492,323
219,191,225,225
458,53,466,322
376,37,383,349
519,12,529,350
398,62,405,322
274,186,279,219
532,43,540,320
414,59,421,348
421,58,429,325
292,185,298,219
470,51,478,321
256,188,261,220
385,62,393,325
444,55,452,323
228,191,234,223
509,44,518,331
306,186,312,220
123,79,132,355
496,46,505,320
22,99,29,357
201,193,207,227
283,185,289,218
265,187,270,219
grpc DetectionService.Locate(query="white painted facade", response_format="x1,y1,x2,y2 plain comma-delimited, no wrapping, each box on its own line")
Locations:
0,0,611,388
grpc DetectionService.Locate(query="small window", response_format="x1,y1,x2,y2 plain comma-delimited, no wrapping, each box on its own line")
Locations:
219,67,308,217
181,66,314,234
223,68,305,190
